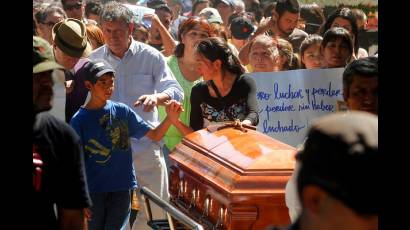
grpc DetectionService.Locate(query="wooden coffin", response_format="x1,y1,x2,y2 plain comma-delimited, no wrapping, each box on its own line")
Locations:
168,124,297,230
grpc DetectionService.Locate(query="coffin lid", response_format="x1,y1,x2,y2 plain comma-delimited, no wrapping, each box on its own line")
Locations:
181,125,295,173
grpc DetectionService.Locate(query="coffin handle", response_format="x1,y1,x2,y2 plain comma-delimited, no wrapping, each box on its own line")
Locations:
201,196,210,218
178,180,184,198
189,188,197,208
214,206,225,230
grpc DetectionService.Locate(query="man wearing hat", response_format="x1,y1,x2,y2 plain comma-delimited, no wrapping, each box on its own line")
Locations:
52,18,93,123
89,1,183,228
229,16,255,51
268,111,379,230
33,36,91,229
214,0,235,26
198,7,223,24
52,18,92,70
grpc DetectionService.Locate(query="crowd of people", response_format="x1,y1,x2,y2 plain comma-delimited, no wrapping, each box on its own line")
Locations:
33,0,378,229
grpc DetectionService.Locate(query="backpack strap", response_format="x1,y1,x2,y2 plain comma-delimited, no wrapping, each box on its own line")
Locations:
208,80,223,98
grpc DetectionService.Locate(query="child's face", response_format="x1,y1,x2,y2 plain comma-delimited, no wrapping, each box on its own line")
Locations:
302,43,322,69
91,73,115,100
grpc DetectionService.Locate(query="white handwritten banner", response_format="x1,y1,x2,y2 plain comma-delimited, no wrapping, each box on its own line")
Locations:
248,68,345,147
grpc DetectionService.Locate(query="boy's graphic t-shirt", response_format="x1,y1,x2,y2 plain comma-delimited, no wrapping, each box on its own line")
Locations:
70,100,150,192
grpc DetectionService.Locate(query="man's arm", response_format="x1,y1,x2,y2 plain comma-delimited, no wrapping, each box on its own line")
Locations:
144,13,177,57
133,92,172,112
134,52,183,112
154,60,184,103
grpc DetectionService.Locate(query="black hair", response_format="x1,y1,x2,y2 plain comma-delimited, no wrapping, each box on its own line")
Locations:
85,0,102,18
227,12,242,26
321,27,354,65
351,8,367,21
300,3,325,34
247,0,262,22
343,56,378,97
156,6,172,15
35,4,67,24
351,8,367,31
299,34,322,68
61,0,83,6
192,0,209,16
275,0,300,17
321,7,359,56
196,37,245,76
263,2,276,18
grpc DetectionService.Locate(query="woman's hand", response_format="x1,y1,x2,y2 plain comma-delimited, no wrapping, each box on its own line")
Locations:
165,100,184,124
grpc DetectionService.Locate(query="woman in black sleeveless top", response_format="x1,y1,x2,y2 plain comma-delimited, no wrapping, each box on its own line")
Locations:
169,37,259,134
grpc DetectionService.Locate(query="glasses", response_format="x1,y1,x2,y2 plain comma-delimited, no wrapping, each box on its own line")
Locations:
63,2,82,11
242,12,255,22
42,21,58,27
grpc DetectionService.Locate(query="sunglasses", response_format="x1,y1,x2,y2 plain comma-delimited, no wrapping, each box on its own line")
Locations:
242,12,255,21
42,21,58,27
63,2,82,11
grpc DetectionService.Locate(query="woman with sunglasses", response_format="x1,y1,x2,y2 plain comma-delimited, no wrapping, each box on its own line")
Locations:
62,0,97,26
35,4,66,44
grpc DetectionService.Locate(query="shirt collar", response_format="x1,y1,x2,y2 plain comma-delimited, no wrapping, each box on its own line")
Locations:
105,37,139,59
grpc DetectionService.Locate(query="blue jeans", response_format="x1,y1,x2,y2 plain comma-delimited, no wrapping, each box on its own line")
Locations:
88,190,131,230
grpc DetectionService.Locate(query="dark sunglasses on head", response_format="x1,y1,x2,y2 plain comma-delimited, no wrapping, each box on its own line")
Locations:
63,2,82,11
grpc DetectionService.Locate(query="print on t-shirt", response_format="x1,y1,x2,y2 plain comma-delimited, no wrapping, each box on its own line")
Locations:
85,113,131,164
200,100,248,127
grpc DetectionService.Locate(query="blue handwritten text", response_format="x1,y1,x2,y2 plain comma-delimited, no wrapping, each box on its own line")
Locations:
262,120,306,133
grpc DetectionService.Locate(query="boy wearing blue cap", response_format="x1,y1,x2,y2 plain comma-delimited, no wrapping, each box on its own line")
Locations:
70,59,182,230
